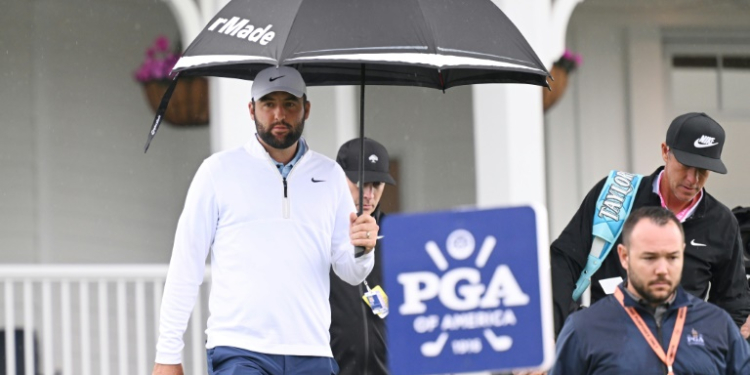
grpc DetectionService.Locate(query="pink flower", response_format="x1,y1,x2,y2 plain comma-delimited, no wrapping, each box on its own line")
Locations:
134,35,181,82
155,35,170,52
562,49,583,66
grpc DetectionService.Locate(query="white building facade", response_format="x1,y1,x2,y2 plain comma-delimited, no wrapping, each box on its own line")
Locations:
1,0,749,373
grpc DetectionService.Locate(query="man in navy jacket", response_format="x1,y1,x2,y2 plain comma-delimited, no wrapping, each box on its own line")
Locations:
549,207,750,374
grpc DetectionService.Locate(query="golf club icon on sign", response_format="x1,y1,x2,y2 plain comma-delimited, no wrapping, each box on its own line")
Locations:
398,229,530,357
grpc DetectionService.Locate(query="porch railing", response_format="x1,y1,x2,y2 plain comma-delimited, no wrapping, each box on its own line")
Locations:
0,265,211,375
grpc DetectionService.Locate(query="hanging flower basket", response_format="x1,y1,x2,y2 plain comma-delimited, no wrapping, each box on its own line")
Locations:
142,77,209,126
135,35,209,126
543,49,582,112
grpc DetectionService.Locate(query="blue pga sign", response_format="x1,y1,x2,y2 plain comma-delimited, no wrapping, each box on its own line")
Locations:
381,205,554,375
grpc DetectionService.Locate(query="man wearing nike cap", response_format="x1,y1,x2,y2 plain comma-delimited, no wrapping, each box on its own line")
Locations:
550,112,750,340
153,66,379,375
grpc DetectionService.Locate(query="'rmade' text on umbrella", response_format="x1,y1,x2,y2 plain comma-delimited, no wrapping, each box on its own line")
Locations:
208,17,276,45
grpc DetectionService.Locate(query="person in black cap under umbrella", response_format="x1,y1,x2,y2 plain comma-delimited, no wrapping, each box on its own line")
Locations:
330,137,396,375
549,112,750,341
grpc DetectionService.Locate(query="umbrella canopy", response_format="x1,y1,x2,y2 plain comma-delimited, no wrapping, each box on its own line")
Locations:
172,0,549,88
146,0,549,150
144,0,550,240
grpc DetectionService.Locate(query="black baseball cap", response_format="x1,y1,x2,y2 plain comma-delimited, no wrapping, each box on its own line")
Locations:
666,112,727,174
336,138,396,185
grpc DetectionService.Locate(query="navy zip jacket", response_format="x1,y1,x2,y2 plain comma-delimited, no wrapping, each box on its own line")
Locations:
551,167,750,336
549,285,750,375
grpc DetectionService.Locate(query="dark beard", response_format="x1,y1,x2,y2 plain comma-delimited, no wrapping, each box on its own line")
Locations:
256,119,305,150
629,274,676,306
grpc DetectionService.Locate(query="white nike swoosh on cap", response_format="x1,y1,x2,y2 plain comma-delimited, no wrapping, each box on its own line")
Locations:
694,140,719,148
690,239,706,247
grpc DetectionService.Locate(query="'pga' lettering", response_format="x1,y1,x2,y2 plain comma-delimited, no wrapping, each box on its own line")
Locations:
398,265,529,315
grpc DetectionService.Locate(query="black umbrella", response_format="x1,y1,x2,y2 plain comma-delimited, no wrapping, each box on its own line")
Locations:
145,0,550,254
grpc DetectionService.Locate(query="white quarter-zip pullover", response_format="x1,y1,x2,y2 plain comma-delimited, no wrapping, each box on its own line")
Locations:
155,137,375,364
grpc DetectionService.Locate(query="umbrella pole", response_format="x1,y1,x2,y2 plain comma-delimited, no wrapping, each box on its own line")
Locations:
358,64,366,217
355,64,366,258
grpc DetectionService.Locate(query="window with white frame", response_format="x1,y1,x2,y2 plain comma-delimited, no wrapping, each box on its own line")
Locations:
666,39,750,115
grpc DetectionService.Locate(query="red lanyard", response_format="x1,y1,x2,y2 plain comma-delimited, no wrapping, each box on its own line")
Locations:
614,288,686,375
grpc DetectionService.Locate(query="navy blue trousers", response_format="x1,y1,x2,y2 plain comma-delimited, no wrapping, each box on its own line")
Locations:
207,346,339,375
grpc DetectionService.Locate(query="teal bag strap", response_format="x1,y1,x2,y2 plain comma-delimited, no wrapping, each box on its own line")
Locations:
572,170,643,301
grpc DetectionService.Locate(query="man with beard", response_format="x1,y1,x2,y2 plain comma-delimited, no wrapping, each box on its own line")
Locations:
549,207,750,374
551,113,750,339
330,138,396,375
152,66,379,375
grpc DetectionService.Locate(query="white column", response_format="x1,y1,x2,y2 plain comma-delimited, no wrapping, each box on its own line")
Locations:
333,86,358,151
209,78,255,152
302,86,358,159
472,0,550,208
472,85,546,208
627,26,666,174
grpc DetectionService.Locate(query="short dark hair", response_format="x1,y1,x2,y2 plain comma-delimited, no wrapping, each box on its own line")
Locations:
621,206,684,247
